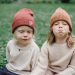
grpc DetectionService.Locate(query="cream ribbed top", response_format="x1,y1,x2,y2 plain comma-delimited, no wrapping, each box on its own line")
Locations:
6,39,40,75
30,41,75,75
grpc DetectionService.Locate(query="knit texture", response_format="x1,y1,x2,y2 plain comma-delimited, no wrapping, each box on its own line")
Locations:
50,7,72,31
6,39,40,75
12,8,35,33
30,41,75,75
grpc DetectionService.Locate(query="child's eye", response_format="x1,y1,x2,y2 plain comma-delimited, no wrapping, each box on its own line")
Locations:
18,30,24,33
54,23,59,26
62,21,67,25
63,23,67,25
27,31,31,33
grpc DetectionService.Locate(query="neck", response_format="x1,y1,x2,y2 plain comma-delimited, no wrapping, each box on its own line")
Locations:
15,40,31,48
55,35,68,44
16,42,29,47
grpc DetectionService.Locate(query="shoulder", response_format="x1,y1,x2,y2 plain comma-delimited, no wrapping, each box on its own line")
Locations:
41,41,50,54
7,39,15,47
31,40,40,52
41,41,50,49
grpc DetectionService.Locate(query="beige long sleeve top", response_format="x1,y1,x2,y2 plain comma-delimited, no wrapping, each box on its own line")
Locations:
6,39,40,75
30,41,75,75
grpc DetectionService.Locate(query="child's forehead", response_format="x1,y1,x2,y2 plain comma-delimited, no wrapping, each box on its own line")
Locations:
16,25,32,30
54,20,67,23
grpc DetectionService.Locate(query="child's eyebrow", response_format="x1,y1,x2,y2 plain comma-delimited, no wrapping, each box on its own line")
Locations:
18,29,23,31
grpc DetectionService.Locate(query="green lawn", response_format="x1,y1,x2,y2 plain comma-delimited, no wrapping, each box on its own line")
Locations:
0,3,75,67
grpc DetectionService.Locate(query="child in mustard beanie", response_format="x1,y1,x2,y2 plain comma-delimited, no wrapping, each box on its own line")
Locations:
30,7,75,75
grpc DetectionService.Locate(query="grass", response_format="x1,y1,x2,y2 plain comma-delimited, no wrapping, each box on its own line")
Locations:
0,2,75,67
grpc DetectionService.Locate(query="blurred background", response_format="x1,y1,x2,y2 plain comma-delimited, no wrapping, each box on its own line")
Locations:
0,0,75,67
0,0,75,4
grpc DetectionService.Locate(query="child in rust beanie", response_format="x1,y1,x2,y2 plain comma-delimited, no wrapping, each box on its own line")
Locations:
0,8,40,75
30,7,75,75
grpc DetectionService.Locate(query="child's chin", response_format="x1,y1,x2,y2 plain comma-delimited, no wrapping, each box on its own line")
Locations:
23,41,30,45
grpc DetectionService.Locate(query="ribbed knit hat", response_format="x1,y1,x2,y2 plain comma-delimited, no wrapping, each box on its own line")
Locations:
50,7,72,32
12,8,35,33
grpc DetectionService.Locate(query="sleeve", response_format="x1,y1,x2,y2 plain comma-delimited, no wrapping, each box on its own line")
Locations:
31,46,40,70
69,48,75,69
30,42,49,75
6,43,11,62
57,67,75,75
6,40,17,62
57,47,75,75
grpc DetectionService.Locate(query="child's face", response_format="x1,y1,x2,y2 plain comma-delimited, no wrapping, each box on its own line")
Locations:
13,25,33,46
52,20,70,38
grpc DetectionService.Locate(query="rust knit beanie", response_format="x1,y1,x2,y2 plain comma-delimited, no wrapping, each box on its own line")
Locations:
50,7,72,32
12,8,35,33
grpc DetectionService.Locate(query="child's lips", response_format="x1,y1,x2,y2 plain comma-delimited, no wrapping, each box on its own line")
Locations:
22,38,29,41
58,30,63,32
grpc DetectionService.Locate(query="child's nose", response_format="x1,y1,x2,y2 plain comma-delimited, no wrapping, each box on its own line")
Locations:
23,32,28,37
59,26,62,28
59,24,63,28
